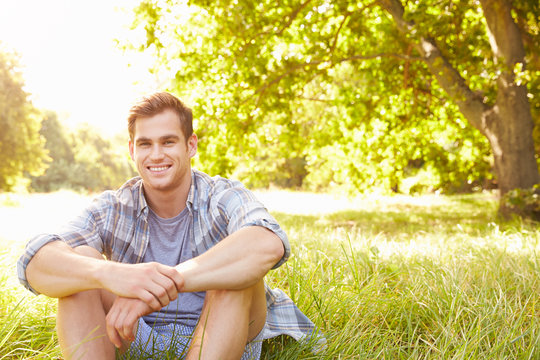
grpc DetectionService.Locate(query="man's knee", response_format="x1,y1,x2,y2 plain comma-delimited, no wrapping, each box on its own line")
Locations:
205,288,248,305
58,288,103,311
202,281,267,339
204,281,264,308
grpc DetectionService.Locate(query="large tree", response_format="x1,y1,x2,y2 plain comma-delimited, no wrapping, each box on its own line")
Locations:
380,0,539,208
0,47,47,191
124,0,539,208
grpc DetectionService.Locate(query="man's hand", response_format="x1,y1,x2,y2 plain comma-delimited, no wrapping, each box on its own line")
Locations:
106,297,152,348
99,261,184,311
24,242,185,307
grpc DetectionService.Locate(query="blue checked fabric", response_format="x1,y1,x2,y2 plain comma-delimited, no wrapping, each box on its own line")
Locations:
123,318,263,359
17,169,321,345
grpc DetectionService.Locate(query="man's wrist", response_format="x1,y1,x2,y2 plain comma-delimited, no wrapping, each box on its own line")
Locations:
174,260,195,292
91,258,113,290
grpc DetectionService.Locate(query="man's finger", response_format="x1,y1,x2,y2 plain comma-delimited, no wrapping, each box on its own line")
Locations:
138,289,162,311
150,272,178,303
156,263,184,292
106,310,123,348
122,313,137,342
113,308,133,345
146,281,170,308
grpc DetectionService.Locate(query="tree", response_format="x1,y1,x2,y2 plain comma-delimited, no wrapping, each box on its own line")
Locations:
69,124,137,192
380,0,539,213
30,117,137,193
30,111,76,192
123,0,539,209
0,47,47,191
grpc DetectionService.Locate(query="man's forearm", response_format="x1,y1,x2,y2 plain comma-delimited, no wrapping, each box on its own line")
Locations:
176,226,285,292
25,241,106,297
25,241,184,311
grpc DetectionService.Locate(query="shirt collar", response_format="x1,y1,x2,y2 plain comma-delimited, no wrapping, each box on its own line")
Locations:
186,170,198,212
134,178,149,219
135,171,198,217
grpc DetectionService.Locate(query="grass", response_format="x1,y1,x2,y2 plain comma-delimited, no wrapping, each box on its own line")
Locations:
1,191,539,359
0,249,58,359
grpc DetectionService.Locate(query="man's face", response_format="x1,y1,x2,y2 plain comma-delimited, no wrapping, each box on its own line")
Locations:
129,109,197,194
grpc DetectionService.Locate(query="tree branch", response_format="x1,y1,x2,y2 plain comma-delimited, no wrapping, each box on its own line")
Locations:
296,96,335,103
480,0,525,67
240,0,313,51
403,44,413,88
512,4,540,69
378,0,489,132
276,0,313,36
252,52,421,99
329,13,350,56
329,1,379,57
335,53,421,63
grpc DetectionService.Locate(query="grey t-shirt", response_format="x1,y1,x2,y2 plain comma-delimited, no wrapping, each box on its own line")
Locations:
142,207,205,327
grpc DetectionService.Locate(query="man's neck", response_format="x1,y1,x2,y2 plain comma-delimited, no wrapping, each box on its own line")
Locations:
143,178,191,219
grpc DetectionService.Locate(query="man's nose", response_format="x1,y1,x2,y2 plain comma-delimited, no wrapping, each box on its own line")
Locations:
150,145,165,160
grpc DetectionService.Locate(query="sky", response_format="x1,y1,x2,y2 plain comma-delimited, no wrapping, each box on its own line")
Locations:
0,0,160,136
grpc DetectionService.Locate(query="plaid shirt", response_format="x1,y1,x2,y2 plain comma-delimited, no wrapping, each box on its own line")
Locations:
17,169,320,344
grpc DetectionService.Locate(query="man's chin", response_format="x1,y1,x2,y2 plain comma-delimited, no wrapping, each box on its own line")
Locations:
142,178,174,191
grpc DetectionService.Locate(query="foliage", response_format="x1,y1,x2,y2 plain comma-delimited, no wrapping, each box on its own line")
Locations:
402,0,540,168
69,125,137,192
0,46,47,191
30,112,76,192
115,0,540,194
2,191,539,358
501,184,540,221
30,114,137,193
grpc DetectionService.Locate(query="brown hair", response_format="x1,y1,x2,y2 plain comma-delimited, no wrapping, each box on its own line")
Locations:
127,92,193,141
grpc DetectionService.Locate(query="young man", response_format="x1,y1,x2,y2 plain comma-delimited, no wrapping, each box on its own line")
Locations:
17,92,319,359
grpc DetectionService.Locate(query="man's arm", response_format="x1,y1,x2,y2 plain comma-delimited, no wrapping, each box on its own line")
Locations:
25,241,183,311
176,225,285,292
105,225,284,347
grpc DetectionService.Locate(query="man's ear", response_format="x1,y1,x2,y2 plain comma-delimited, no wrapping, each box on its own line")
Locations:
129,140,134,161
188,133,198,158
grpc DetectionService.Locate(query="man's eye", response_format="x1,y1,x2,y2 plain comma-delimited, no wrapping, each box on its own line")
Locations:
139,142,150,147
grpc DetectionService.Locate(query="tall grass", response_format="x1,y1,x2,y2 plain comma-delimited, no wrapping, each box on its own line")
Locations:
264,194,539,359
1,192,539,359
0,248,59,359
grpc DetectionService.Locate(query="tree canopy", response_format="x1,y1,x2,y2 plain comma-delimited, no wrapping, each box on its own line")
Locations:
30,113,137,193
123,0,539,198
0,46,47,191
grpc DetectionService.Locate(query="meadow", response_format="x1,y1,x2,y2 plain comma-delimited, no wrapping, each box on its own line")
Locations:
0,191,538,359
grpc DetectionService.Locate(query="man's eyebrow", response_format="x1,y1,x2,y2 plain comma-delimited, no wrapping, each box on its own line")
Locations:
135,136,151,143
160,135,181,141
135,134,180,143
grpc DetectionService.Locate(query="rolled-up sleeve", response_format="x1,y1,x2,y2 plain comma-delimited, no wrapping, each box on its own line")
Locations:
17,233,63,295
16,204,105,295
217,186,290,269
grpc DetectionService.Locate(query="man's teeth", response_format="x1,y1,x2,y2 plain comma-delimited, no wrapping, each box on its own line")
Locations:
149,166,169,171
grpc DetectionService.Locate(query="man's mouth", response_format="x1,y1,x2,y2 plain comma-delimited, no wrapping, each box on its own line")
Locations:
148,165,171,172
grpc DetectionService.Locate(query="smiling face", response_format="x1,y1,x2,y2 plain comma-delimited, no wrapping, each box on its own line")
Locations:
129,109,197,196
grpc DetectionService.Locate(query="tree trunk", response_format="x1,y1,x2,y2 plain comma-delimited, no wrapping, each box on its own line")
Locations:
479,0,539,196
380,0,540,214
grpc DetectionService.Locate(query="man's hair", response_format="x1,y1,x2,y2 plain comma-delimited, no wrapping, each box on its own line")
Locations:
127,92,193,141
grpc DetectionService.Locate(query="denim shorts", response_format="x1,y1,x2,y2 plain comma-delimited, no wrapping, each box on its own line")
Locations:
122,318,263,359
